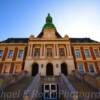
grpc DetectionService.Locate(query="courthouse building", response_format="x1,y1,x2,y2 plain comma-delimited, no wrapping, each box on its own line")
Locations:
0,14,100,100
0,14,100,76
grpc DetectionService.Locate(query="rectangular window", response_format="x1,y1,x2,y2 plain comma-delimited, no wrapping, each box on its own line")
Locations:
0,50,3,58
18,50,24,58
47,48,52,57
8,50,13,58
75,49,80,58
88,64,94,73
59,48,65,56
77,63,84,73
34,48,40,57
84,49,90,58
94,49,100,57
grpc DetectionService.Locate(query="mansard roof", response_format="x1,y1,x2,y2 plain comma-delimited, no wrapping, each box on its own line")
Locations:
70,38,99,43
0,37,99,44
0,38,28,43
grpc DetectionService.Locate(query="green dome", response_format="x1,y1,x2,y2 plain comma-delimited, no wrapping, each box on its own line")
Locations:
43,13,56,30
43,23,56,29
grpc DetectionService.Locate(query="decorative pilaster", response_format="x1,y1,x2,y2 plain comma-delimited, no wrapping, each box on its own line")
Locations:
53,44,56,57
27,44,31,57
44,44,46,57
68,44,72,56
40,44,43,57
13,65,16,74
32,45,34,57
56,44,59,57
66,44,69,56
1,65,5,73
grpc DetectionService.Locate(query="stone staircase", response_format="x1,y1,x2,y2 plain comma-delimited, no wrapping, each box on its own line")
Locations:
1,75,33,100
67,75,99,100
68,75,97,92
0,74,99,100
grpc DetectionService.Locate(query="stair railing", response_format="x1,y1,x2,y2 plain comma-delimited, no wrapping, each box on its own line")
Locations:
23,73,41,100
59,74,78,100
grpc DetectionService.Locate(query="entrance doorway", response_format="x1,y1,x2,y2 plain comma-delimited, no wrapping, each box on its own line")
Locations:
43,83,57,100
32,63,38,76
46,63,53,76
61,63,68,76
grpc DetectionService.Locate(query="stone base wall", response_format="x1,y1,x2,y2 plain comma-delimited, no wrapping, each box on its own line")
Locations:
24,58,75,76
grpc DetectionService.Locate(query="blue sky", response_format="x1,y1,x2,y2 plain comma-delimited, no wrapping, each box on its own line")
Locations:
0,0,100,41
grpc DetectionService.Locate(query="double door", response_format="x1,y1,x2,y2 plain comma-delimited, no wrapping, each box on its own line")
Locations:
43,83,57,100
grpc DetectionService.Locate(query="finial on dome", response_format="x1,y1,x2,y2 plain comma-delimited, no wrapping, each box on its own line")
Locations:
48,13,50,16
46,13,52,23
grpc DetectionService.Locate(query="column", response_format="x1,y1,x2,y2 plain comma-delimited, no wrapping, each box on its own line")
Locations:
9,65,11,73
1,65,5,74
40,44,43,57
53,44,56,57
13,65,16,74
65,44,69,56
32,44,34,57
27,44,31,57
68,44,72,56
64,45,67,56
30,44,33,57
44,44,46,57
56,44,59,57
66,44,69,56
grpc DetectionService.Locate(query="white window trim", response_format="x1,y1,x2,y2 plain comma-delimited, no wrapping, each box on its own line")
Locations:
93,48,100,58
0,49,4,58
77,63,85,73
74,48,82,58
34,47,40,57
75,49,81,58
88,63,97,74
59,47,65,56
17,49,24,59
46,47,53,57
84,48,91,58
7,50,14,58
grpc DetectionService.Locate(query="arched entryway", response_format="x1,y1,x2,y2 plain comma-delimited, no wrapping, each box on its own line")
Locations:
46,63,53,76
32,63,39,76
61,63,68,76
